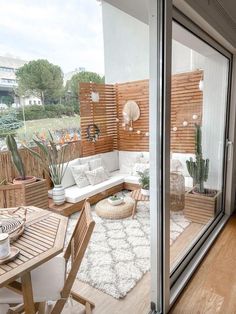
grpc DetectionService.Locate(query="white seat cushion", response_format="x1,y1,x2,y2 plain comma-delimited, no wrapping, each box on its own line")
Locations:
101,151,119,172
124,175,140,185
0,304,9,313
0,256,65,303
61,172,126,203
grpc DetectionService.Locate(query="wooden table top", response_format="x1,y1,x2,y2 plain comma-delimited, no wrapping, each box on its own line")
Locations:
130,189,150,201
0,206,68,288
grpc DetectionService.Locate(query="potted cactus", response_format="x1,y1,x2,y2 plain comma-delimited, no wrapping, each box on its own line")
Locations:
184,125,220,224
6,134,36,184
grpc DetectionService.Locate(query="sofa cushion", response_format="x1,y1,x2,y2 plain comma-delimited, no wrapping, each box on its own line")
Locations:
61,158,80,189
89,157,110,176
119,151,150,174
79,154,101,165
85,166,109,185
124,175,140,185
101,151,119,172
71,164,90,188
60,172,126,203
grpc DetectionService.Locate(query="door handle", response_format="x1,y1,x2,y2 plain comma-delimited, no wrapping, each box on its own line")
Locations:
227,140,233,161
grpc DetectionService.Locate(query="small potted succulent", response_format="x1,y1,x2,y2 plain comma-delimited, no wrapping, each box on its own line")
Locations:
108,194,124,206
6,134,36,184
137,169,150,196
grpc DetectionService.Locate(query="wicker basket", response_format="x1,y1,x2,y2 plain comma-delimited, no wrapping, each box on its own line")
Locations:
0,207,27,243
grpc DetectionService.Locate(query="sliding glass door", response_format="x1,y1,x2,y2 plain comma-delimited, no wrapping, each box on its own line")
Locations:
149,2,232,313
170,21,230,272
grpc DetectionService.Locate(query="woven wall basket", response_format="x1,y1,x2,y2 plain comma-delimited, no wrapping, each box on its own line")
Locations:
0,207,27,243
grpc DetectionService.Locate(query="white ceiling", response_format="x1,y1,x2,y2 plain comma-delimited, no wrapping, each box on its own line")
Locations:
104,0,236,50
103,0,149,24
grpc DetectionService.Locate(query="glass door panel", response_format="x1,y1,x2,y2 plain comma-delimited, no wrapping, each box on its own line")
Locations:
170,21,229,271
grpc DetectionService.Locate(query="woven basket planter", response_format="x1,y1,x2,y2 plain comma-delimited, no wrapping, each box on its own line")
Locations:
184,188,221,224
0,178,49,209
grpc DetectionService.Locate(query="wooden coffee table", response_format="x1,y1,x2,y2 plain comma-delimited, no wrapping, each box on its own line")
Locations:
130,189,149,218
95,196,134,219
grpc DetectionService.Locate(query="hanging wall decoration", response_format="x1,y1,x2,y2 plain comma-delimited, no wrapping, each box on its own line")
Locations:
122,100,140,131
86,124,100,142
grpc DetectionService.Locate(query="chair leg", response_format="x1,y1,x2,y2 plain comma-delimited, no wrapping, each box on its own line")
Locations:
71,290,95,311
38,302,46,314
50,299,67,314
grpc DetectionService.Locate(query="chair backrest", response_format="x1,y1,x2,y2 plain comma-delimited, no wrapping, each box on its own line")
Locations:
61,200,95,298
0,184,24,208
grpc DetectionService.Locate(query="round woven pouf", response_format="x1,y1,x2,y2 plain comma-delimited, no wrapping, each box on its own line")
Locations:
95,196,134,219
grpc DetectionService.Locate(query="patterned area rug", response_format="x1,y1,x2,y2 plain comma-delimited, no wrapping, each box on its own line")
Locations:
67,199,190,299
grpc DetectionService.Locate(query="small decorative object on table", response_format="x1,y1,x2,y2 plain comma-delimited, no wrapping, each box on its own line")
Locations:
26,131,69,205
137,169,150,196
108,195,124,206
0,207,26,264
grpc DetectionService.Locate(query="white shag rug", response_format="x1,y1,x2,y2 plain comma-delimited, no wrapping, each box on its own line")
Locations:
67,200,190,299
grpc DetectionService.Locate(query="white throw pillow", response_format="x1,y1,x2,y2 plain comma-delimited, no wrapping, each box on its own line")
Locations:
132,163,150,176
85,166,109,185
89,158,110,176
70,164,90,188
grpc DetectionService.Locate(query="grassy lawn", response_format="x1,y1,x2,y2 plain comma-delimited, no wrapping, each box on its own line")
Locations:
16,116,80,142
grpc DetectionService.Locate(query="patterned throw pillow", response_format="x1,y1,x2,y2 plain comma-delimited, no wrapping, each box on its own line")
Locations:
70,164,90,188
89,158,110,176
85,166,109,185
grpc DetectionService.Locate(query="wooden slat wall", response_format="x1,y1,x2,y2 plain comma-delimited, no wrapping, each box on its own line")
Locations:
0,141,82,184
171,70,203,153
80,82,118,156
116,80,149,152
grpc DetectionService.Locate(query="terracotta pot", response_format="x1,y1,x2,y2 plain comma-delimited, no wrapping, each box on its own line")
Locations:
13,176,37,185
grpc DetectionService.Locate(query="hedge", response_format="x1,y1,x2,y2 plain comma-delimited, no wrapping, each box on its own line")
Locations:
17,104,77,121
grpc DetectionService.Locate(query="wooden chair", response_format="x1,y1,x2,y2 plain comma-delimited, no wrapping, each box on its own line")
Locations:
0,200,95,314
51,199,95,314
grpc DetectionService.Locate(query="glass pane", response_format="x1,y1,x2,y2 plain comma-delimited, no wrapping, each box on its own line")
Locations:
170,22,229,270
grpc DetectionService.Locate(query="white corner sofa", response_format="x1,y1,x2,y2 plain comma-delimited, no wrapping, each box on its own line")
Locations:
48,150,193,214
48,150,148,205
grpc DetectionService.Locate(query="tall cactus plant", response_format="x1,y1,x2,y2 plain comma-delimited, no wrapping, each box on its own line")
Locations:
6,134,26,180
186,125,209,193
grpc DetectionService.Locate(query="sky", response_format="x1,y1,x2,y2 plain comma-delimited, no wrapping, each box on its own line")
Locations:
0,0,104,74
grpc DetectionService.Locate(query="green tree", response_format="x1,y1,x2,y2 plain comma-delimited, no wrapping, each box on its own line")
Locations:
16,59,64,105
64,71,105,112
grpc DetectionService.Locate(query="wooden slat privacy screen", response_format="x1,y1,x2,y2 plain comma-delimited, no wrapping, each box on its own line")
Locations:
116,80,149,151
80,71,202,154
171,70,203,153
80,83,118,156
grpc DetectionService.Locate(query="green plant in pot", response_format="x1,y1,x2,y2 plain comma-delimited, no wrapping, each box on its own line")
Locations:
186,124,216,196
137,169,150,196
6,134,36,185
25,131,69,205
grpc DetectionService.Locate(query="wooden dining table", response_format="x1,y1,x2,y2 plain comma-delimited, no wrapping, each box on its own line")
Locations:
0,206,68,314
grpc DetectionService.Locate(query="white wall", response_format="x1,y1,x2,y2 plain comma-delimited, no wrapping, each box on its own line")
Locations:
102,2,149,83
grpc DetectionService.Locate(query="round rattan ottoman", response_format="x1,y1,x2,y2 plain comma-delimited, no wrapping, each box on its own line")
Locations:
95,196,134,219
